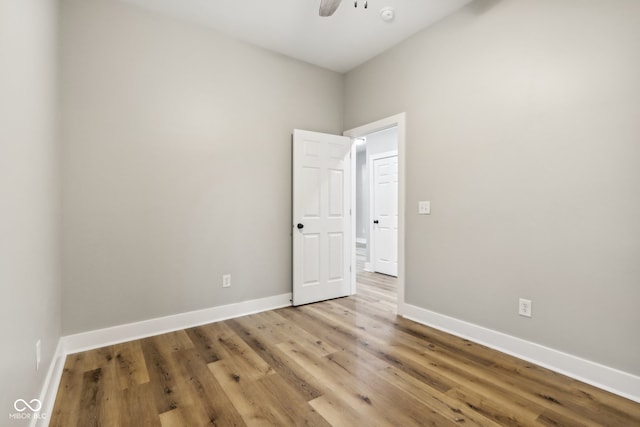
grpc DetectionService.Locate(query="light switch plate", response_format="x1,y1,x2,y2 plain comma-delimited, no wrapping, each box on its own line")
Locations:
418,201,431,215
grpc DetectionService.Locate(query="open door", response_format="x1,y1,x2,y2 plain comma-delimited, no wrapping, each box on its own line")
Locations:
293,129,352,306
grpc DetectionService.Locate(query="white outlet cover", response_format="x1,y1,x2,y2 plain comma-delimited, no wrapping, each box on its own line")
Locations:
519,298,532,317
222,274,231,288
418,201,431,215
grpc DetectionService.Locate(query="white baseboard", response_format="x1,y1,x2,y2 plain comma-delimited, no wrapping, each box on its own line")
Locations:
402,304,640,403
33,340,65,427
61,293,292,355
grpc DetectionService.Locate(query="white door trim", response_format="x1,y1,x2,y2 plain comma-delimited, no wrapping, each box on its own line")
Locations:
343,113,406,314
369,150,398,277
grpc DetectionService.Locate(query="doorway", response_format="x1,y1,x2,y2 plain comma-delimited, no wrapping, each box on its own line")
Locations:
357,130,398,276
344,113,406,315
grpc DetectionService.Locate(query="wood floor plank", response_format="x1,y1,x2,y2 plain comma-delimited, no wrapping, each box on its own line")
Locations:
326,347,488,426
277,305,459,394
278,340,459,427
395,342,576,426
373,361,504,427
122,382,162,427
407,338,629,426
308,394,371,427
158,409,186,427
98,360,128,426
445,386,541,427
535,408,591,427
49,359,84,427
208,359,298,426
234,310,339,357
274,342,394,427
225,317,326,402
139,336,182,415
246,373,331,426
184,325,224,364
173,348,247,426
143,331,230,426
200,321,274,381
49,267,640,426
76,368,106,427
113,340,150,390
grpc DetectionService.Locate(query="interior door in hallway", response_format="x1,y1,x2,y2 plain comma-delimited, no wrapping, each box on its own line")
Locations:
372,153,398,277
292,129,352,306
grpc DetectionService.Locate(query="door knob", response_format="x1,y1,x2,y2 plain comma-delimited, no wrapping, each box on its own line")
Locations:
373,220,379,224
297,223,304,229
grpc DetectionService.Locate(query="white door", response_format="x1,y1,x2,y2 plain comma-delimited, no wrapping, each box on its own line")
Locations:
292,129,352,306
372,154,398,276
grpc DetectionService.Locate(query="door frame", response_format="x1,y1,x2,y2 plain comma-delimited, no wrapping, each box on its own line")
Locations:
369,150,398,277
343,113,406,315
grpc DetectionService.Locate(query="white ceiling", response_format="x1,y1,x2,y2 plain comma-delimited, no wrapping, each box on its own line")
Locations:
119,0,473,73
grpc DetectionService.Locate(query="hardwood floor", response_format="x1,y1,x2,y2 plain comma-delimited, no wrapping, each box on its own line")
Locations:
50,267,640,426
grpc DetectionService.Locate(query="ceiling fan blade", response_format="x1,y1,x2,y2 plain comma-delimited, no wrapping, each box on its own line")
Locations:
319,0,342,17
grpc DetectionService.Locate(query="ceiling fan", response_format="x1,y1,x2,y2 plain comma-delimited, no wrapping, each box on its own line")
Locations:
319,0,367,17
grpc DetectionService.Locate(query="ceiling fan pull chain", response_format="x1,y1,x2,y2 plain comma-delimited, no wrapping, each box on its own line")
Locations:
354,1,357,7
365,1,368,8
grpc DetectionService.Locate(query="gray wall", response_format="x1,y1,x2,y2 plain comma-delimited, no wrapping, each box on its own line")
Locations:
59,0,344,334
0,0,61,422
345,0,640,375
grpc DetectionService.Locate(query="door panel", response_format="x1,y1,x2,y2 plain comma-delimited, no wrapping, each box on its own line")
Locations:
328,169,344,217
302,234,320,286
372,154,398,277
293,129,351,306
328,232,344,281
302,168,321,218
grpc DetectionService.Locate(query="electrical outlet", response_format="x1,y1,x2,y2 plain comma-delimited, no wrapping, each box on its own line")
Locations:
35,340,41,371
222,274,231,288
519,298,532,318
418,201,431,215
